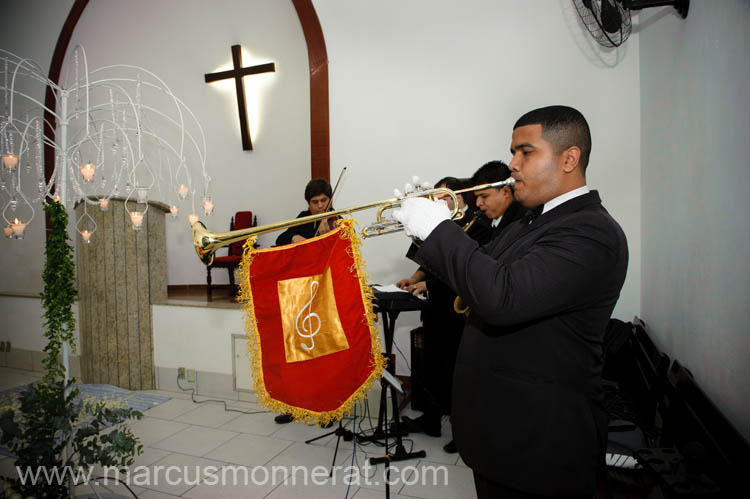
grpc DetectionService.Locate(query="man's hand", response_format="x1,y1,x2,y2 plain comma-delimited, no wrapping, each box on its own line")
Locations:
292,234,306,243
409,281,428,297
392,197,451,241
396,277,417,290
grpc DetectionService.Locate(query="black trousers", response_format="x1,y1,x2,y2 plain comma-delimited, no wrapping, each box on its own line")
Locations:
473,472,592,499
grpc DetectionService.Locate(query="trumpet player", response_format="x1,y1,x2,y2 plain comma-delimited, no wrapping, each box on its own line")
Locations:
393,105,628,499
470,160,524,239
396,177,491,446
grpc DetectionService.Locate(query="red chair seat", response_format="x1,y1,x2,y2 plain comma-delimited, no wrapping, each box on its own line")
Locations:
206,211,256,300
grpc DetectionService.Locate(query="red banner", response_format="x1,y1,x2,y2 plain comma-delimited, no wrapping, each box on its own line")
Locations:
237,221,384,425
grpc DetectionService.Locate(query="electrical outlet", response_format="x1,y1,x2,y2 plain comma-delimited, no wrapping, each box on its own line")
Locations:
187,369,196,383
178,367,186,380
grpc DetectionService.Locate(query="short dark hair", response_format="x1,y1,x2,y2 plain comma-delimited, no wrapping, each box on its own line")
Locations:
434,176,464,191
304,178,332,202
513,105,591,170
470,161,511,186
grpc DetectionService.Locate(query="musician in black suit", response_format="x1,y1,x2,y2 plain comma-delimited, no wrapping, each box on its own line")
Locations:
470,161,524,239
393,105,629,498
397,177,491,442
275,178,335,247
273,177,336,426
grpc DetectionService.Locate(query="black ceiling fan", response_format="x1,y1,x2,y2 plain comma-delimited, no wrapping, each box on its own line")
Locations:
573,0,690,48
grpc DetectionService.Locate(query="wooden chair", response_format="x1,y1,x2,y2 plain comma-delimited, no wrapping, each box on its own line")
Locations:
206,211,256,300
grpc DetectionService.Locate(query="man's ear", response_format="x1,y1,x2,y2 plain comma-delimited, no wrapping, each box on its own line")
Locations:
561,146,581,173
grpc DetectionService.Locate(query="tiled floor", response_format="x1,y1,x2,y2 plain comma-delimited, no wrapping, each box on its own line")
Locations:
0,366,476,498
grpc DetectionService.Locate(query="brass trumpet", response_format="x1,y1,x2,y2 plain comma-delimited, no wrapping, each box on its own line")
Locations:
192,178,515,265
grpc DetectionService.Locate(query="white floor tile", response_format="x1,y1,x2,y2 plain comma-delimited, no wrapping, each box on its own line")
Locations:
203,433,293,467
152,425,238,456
143,398,202,420
219,412,284,436
173,402,244,428
137,452,226,496
126,417,190,446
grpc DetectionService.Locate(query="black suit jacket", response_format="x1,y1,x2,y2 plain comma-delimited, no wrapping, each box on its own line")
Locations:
489,201,523,239
413,191,628,496
274,210,318,246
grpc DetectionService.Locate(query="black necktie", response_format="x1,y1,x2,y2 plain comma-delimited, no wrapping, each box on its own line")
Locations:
523,205,544,224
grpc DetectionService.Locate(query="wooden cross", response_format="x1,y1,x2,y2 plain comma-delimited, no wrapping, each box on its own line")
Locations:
204,45,275,151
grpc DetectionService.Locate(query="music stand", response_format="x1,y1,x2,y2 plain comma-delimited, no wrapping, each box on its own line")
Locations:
357,289,427,466
305,418,354,477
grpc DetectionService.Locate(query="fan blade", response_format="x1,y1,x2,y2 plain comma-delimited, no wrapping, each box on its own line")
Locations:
600,0,623,34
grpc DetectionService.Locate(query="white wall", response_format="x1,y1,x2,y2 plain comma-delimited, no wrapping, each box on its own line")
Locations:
314,0,642,326
640,1,750,439
2,1,643,377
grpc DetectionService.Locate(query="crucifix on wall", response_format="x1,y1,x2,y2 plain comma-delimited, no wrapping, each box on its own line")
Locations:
205,45,275,151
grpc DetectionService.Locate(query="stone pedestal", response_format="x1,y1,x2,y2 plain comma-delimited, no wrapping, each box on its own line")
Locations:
75,198,168,390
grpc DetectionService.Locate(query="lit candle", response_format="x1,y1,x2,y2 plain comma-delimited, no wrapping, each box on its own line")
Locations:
3,225,12,238
53,194,61,203
11,218,27,238
169,205,179,217
2,154,18,171
99,198,109,211
129,211,144,230
79,162,96,182
202,197,214,215
177,184,189,200
80,229,92,243
188,213,199,226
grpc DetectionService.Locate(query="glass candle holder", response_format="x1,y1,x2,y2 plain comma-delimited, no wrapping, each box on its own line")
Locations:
2,154,18,171
80,162,96,182
129,211,144,230
202,197,214,215
177,184,189,200
99,198,109,211
169,205,179,218
80,229,92,243
188,213,199,226
11,218,27,239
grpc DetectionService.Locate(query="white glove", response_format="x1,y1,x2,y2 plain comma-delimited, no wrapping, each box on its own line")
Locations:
392,196,451,241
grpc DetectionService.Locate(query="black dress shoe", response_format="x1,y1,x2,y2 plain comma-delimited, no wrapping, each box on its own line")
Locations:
443,440,458,454
274,413,293,424
320,419,335,429
401,415,441,437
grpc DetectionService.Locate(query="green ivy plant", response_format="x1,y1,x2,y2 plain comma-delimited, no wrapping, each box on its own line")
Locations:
0,201,143,498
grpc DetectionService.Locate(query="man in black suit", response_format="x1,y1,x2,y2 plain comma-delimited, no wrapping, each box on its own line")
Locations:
397,177,491,445
393,105,629,498
275,178,335,247
274,177,336,426
470,160,524,239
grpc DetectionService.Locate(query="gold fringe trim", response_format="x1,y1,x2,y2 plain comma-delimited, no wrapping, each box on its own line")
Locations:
236,221,385,427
